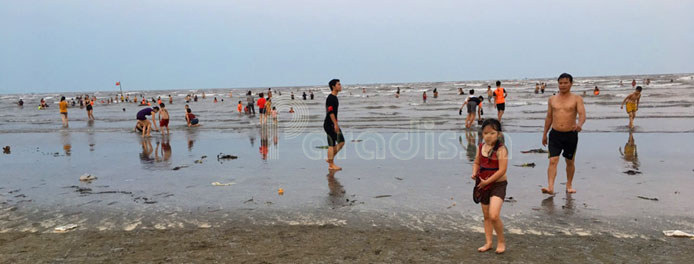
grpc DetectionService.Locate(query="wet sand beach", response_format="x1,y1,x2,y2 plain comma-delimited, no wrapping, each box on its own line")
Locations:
2,74,694,262
2,129,694,262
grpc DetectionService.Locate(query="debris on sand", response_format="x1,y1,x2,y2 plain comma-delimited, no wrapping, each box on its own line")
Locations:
637,196,658,201
521,148,548,154
373,195,392,198
663,230,694,238
133,197,157,204
211,182,235,186
504,197,517,203
624,170,641,175
2,146,9,154
194,156,208,164
54,224,79,233
513,163,536,168
395,177,404,181
79,174,97,182
172,165,189,171
217,153,238,160
351,139,363,142
315,146,330,149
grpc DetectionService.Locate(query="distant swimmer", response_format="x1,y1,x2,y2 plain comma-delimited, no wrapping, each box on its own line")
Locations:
620,86,642,130
541,73,586,195
486,85,493,103
423,91,427,103
540,82,546,94
535,83,540,94
593,86,600,95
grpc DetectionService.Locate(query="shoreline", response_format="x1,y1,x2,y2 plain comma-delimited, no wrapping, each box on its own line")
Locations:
1,224,692,263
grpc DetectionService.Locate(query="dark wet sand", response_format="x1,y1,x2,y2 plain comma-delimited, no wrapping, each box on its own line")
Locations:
2,225,692,263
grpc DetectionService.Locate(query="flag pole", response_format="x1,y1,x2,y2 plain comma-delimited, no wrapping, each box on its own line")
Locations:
118,81,123,101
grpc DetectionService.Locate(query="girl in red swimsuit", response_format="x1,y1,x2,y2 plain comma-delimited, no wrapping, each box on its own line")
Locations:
471,118,508,254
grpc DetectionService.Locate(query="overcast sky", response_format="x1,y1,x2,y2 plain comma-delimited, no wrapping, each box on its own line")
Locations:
1,0,692,93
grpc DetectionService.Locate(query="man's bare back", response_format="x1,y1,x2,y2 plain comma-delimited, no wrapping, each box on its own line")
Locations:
624,92,641,104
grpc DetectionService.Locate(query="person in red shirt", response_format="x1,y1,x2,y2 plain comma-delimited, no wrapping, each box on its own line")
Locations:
257,92,267,124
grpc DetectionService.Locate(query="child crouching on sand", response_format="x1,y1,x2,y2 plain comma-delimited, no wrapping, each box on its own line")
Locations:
471,118,508,254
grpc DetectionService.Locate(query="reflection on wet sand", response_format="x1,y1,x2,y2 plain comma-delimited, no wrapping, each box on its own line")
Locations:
186,128,198,152
258,124,281,160
155,138,172,163
87,126,96,152
541,196,555,215
619,132,639,169
327,170,346,209
61,130,71,156
464,130,477,162
540,193,575,216
140,138,154,164
259,125,269,160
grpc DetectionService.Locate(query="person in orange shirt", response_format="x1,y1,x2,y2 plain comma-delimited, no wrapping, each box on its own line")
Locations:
59,96,69,127
237,101,243,113
493,81,507,122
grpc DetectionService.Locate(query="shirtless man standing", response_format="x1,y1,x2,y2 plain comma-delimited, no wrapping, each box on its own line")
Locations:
541,73,586,194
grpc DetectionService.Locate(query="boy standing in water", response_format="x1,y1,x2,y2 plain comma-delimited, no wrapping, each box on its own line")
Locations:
158,103,170,135
541,73,586,194
325,79,345,171
59,96,69,127
620,86,642,130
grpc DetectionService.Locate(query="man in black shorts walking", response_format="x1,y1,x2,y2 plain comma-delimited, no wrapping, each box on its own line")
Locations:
541,73,586,194
325,79,345,170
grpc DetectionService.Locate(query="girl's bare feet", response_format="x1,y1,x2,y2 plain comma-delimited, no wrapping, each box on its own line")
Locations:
495,243,505,254
478,243,492,252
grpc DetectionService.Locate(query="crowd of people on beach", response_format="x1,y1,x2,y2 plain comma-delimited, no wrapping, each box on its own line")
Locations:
14,73,654,254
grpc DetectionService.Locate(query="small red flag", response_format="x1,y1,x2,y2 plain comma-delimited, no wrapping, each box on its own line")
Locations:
116,81,120,86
